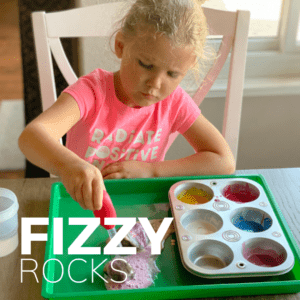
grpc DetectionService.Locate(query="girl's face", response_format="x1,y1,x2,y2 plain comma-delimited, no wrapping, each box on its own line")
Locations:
114,31,196,108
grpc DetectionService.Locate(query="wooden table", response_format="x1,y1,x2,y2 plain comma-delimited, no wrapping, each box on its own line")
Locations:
0,168,299,300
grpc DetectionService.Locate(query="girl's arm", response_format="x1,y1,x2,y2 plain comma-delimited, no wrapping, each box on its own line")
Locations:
18,93,104,211
152,114,236,177
101,114,235,179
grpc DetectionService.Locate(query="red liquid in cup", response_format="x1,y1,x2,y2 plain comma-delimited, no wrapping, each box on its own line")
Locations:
223,183,259,203
247,252,285,267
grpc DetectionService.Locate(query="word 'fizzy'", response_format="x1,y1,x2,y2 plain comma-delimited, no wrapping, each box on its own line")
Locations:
21,217,174,255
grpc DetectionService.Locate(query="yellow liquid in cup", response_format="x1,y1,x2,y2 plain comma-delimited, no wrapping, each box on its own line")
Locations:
177,187,212,204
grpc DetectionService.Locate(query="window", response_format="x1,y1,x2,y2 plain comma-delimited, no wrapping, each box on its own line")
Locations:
204,0,283,38
199,0,300,97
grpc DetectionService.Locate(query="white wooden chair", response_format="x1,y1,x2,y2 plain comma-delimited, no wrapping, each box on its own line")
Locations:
32,2,250,163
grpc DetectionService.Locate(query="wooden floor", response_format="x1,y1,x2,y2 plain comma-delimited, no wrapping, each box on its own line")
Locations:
0,0,25,179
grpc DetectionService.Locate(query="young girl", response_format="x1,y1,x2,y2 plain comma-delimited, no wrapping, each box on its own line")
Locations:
18,0,235,212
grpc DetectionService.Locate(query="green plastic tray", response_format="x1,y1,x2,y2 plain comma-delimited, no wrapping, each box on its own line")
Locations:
42,175,300,299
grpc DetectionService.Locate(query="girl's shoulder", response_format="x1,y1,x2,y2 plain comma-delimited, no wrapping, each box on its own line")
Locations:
80,68,113,86
164,85,201,134
64,68,113,99
171,84,188,98
166,84,195,107
63,68,114,119
162,84,200,117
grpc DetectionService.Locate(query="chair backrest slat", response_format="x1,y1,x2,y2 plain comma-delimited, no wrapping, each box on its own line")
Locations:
32,11,57,112
222,10,250,160
49,38,78,86
165,35,234,153
45,2,128,38
192,35,234,107
204,8,237,36
43,5,237,38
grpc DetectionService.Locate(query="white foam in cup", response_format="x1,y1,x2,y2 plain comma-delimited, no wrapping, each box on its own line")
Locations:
0,188,19,257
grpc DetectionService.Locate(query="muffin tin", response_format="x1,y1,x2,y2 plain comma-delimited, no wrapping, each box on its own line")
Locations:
168,178,295,279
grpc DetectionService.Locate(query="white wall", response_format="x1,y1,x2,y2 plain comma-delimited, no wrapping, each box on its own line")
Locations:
166,94,300,170
76,0,300,170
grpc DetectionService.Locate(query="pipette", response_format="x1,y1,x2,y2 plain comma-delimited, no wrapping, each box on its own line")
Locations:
93,190,123,247
94,189,134,282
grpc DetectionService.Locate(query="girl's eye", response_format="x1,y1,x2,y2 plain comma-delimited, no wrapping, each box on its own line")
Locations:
168,71,179,79
138,59,179,78
138,60,153,70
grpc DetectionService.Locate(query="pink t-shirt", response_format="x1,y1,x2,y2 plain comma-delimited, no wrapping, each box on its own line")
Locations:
63,69,200,171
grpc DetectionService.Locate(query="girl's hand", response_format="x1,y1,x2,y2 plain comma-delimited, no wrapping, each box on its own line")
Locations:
101,161,155,179
59,160,105,211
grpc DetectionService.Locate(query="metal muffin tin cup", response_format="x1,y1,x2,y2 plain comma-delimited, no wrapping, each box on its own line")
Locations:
168,178,295,278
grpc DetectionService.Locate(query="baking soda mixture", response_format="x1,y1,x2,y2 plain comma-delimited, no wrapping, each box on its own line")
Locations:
104,222,160,290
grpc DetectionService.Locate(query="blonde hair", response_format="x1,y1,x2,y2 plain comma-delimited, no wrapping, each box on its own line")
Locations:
112,0,213,78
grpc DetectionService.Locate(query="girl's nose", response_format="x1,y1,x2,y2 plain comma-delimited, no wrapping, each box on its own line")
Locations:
146,72,163,89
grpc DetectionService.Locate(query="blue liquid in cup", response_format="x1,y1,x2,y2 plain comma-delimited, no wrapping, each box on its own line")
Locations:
234,216,272,232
